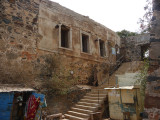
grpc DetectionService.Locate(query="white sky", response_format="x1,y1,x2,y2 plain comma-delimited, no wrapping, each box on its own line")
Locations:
51,0,146,32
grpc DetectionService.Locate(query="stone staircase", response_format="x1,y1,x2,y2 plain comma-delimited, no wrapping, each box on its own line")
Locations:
63,61,142,120
64,88,108,120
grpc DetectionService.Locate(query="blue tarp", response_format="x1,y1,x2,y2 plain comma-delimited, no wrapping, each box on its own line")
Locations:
0,92,46,120
0,93,14,120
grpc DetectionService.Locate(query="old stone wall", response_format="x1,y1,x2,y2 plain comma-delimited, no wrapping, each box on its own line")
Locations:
0,0,119,89
0,0,40,85
38,0,121,86
0,0,120,114
144,0,160,119
121,34,150,62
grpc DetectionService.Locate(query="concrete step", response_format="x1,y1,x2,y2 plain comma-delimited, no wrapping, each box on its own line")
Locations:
78,102,99,107
68,111,89,118
71,107,93,114
75,104,97,111
80,99,103,103
64,114,88,120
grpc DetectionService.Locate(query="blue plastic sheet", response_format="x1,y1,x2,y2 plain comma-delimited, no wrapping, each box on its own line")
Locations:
0,93,14,120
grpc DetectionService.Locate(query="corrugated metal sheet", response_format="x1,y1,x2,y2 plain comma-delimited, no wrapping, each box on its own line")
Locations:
0,93,14,120
0,87,35,92
104,86,140,90
0,84,35,92
104,86,134,90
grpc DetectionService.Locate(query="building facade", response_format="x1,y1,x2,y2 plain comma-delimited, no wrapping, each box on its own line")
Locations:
0,0,120,88
0,0,121,114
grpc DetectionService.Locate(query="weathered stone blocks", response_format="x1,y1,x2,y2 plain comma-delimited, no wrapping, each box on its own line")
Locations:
144,0,160,119
0,0,120,114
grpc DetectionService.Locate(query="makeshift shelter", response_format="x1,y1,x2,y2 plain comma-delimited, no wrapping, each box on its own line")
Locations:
104,86,143,120
0,84,46,120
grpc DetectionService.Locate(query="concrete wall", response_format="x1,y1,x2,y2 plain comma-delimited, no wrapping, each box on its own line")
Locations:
116,72,139,87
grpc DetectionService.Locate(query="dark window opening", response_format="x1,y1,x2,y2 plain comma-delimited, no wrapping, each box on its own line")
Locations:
99,40,106,57
61,25,69,48
82,34,89,53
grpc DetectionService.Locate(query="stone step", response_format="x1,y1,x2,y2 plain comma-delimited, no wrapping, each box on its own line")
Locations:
80,99,103,104
83,96,105,100
75,104,97,111
78,102,99,107
68,111,89,118
91,88,107,91
91,90,107,94
71,107,93,114
92,87,106,89
64,114,88,120
86,93,107,97
99,86,110,89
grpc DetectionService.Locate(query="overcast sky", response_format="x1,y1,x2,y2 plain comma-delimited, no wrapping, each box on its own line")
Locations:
51,0,146,32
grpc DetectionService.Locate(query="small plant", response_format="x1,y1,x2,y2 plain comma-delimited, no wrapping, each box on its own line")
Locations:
46,68,79,95
41,54,79,95
135,59,149,108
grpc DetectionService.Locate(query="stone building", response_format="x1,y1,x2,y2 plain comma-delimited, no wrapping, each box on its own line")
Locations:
0,0,120,114
121,34,150,62
0,0,120,87
38,0,121,85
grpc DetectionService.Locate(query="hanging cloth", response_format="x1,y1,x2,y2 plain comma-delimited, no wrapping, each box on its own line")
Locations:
32,93,47,120
25,95,40,120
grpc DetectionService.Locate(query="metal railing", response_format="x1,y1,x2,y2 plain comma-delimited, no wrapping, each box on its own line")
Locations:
109,55,125,76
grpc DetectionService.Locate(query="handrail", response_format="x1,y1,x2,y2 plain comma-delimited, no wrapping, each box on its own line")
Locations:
95,55,125,119
109,55,125,76
117,55,124,62
99,55,125,85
